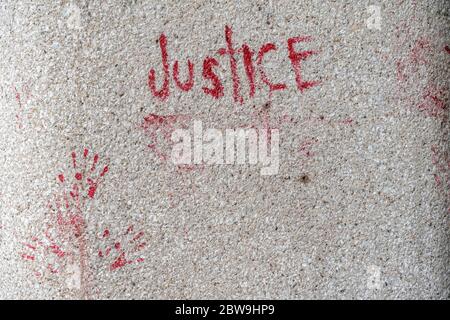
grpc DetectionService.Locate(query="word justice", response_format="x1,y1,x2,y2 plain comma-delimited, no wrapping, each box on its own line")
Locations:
148,25,320,103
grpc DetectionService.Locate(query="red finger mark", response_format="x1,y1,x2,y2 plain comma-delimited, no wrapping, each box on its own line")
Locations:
100,166,109,177
125,225,134,235
21,254,35,261
24,243,37,250
110,252,130,271
71,152,77,168
134,242,146,251
90,154,99,172
132,231,144,242
49,244,66,258
47,264,58,274
87,178,98,199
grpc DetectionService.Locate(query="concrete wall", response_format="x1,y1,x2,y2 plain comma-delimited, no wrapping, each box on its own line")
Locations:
0,0,448,299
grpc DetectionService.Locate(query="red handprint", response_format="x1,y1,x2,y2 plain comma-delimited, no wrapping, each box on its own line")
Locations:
98,225,146,271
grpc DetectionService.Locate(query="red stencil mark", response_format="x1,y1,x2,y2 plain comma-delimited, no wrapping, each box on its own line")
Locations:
98,225,146,271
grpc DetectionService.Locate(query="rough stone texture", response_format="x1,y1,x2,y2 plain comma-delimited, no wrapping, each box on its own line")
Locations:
0,0,448,299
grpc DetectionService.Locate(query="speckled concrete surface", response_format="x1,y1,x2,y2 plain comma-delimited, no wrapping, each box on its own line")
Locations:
0,0,448,299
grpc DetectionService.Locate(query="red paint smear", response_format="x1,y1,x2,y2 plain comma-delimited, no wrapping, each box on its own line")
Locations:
445,46,450,54
58,174,65,183
341,118,354,125
75,172,82,180
410,38,431,65
103,229,110,238
13,86,23,129
141,114,192,161
143,113,180,126
114,242,121,250
299,138,319,158
434,174,441,186
417,85,447,118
